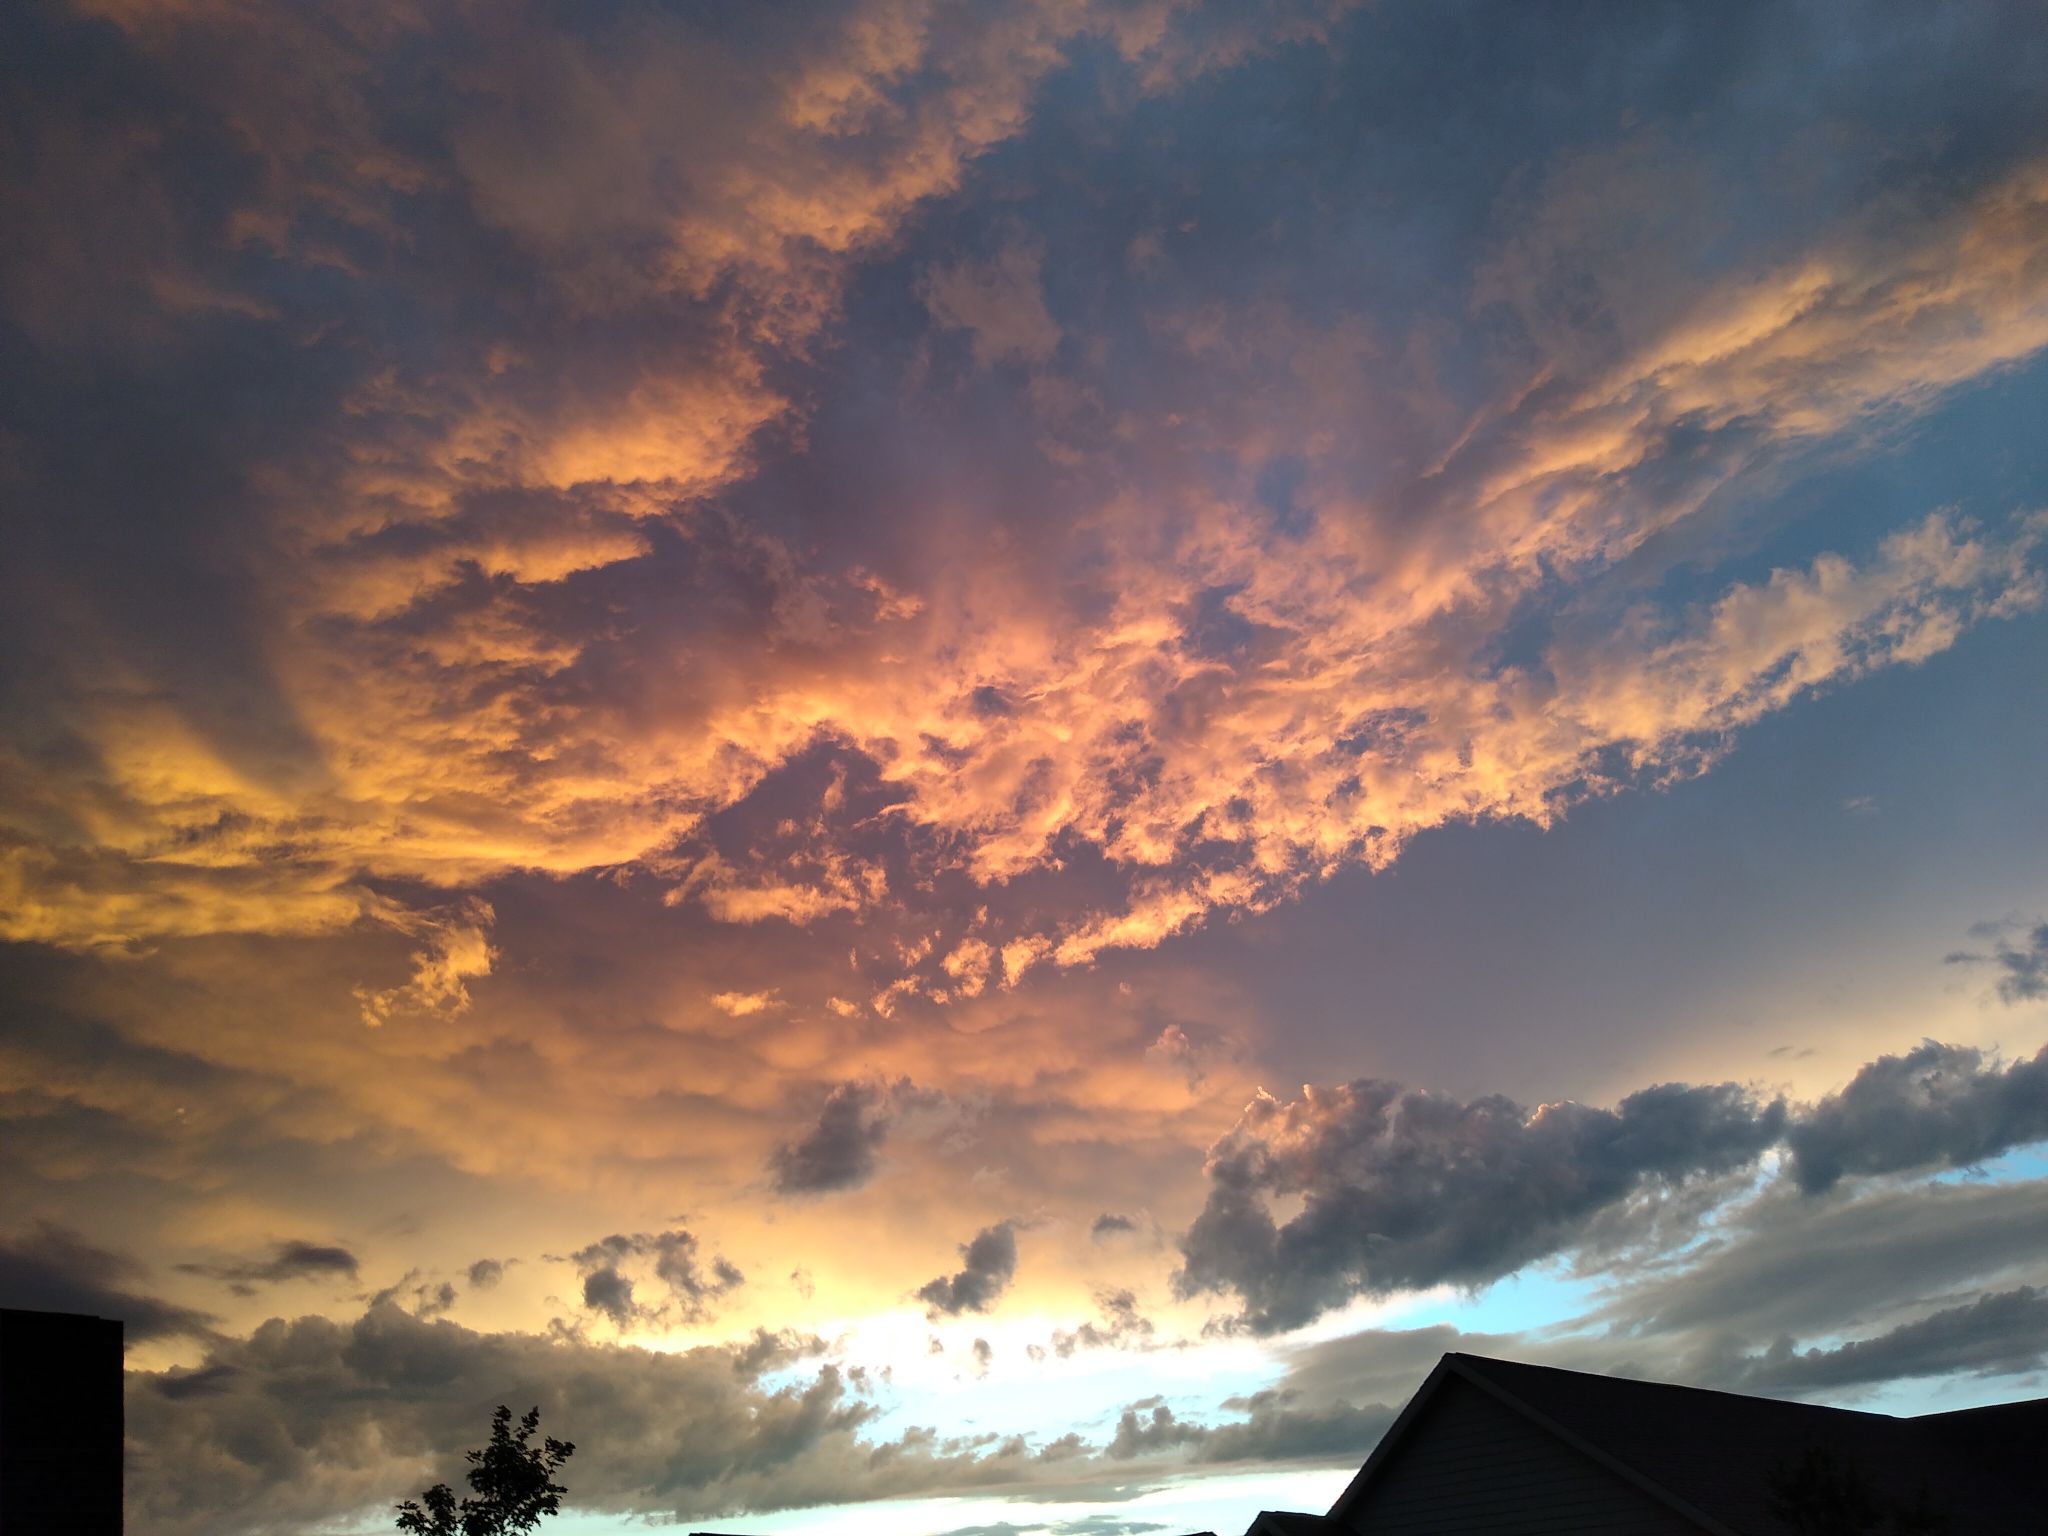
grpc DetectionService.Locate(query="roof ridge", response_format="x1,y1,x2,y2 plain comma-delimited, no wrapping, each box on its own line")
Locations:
1444,1351,1909,1421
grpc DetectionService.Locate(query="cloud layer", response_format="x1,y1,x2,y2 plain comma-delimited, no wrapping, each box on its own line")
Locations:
1179,1039,2048,1332
3,0,2044,1017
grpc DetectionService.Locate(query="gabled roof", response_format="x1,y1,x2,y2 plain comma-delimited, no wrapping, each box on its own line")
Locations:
1246,1512,1345,1536
1327,1352,2048,1535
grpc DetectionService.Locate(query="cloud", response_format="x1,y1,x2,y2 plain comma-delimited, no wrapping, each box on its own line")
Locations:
368,1272,460,1319
771,1080,896,1196
1052,1288,1155,1358
3,0,2042,1015
1948,920,2048,1004
175,1240,361,1294
123,1303,894,1535
565,1230,744,1330
922,236,1062,368
1090,1213,1138,1240
467,1258,507,1289
916,1222,1019,1318
353,898,498,1027
730,1326,831,1382
1106,1398,1201,1459
1597,1176,2048,1345
126,1287,1379,1536
0,1223,213,1343
1176,1077,1788,1333
1787,1040,2048,1192
1105,1391,1392,1466
1731,1285,2048,1394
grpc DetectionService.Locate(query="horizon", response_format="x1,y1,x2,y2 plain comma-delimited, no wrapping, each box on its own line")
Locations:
3,2,2047,1533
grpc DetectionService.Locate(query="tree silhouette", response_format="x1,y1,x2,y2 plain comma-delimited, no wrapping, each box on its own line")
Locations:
395,1405,575,1536
1768,1444,1946,1536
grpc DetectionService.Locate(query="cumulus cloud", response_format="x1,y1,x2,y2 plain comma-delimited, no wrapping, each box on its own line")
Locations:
916,1223,1019,1318
124,1303,898,1536
1052,1288,1155,1358
1176,1077,1788,1332
175,1240,360,1294
0,1223,213,1344
1174,1028,2048,1333
771,1080,897,1195
467,1258,507,1289
565,1230,743,1330
1787,1041,2048,1192
3,0,2043,1016
124,1290,1391,1536
1090,1213,1138,1240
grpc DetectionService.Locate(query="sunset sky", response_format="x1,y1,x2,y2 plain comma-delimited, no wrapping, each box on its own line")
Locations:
3,2,2047,1533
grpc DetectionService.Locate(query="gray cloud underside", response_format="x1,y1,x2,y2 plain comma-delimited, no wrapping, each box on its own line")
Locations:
1787,1039,2048,1192
0,1223,213,1343
566,1229,744,1329
1178,1039,2048,1332
124,1299,1392,1536
104,1104,2048,1533
1050,1288,1156,1359
917,1222,1020,1317
1267,1179,2048,1434
175,1239,360,1291
1106,1391,1396,1467
1948,921,2048,1005
1730,1286,2048,1394
771,1080,895,1195
1176,1079,1787,1332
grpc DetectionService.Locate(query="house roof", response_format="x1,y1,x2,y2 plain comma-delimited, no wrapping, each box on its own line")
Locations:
1327,1352,2048,1535
1246,1512,1346,1536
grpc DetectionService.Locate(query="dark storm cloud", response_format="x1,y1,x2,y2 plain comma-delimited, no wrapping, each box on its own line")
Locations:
1601,1177,2048,1344
1176,1030,2048,1332
566,1230,743,1328
1731,1286,2048,1394
0,1223,213,1343
1176,1078,1787,1333
916,1223,1019,1318
1947,920,2048,1004
176,1240,360,1293
1786,1041,2048,1192
1241,1174,2048,1436
1090,1213,1137,1239
771,1080,894,1195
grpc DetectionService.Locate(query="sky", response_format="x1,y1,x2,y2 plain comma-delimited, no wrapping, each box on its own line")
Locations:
2,0,2047,1532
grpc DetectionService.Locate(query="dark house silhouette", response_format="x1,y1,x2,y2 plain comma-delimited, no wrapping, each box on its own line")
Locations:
1248,1352,2045,1536
0,1307,124,1535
